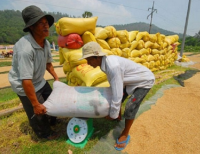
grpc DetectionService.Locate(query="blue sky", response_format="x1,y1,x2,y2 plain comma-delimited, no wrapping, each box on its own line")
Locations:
0,0,199,36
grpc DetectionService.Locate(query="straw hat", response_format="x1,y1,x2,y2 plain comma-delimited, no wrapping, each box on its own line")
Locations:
79,42,106,60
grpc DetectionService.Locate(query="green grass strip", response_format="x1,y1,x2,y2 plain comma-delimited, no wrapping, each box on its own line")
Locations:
0,61,12,67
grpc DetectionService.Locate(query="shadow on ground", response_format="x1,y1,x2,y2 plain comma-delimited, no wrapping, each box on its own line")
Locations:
174,69,200,86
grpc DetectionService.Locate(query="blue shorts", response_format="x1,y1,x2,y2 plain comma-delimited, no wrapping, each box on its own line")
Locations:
123,88,150,119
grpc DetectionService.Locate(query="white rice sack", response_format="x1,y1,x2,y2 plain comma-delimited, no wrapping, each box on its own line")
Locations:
43,81,112,118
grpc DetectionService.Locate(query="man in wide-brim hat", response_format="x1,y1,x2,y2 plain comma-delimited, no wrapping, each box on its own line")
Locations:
8,5,60,140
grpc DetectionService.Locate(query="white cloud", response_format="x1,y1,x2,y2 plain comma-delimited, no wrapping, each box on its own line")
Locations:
0,0,199,35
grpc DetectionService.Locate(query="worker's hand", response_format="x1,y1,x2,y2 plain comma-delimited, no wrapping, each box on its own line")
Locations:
33,104,46,115
54,77,59,81
105,115,115,120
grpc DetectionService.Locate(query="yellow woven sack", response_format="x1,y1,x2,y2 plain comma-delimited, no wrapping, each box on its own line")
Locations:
153,54,160,61
144,41,154,48
128,57,134,62
82,31,96,44
172,35,179,42
181,57,190,62
140,48,149,55
155,60,161,67
111,48,122,56
157,34,165,46
130,41,138,51
135,32,143,41
133,57,146,63
161,60,165,66
159,66,166,70
66,72,70,81
165,36,175,45
146,55,155,62
128,31,139,42
149,61,155,69
160,48,166,55
68,76,84,86
173,52,178,59
67,72,85,86
151,42,160,49
107,37,121,48
95,27,110,40
102,49,113,55
130,50,141,58
59,47,65,65
136,31,149,41
151,49,160,55
96,39,110,50
136,40,144,50
55,16,98,36
67,73,75,86
104,26,117,38
149,34,157,43
116,30,129,44
142,62,149,68
174,42,181,46
63,61,71,73
168,45,173,50
76,77,83,86
151,68,158,72
141,54,148,61
120,42,131,49
165,35,179,45
94,80,110,87
173,36,179,42
92,75,108,86
142,34,150,42
167,50,173,55
72,64,107,87
160,34,166,41
156,33,162,45
69,76,77,85
122,48,131,58
165,59,170,65
62,48,87,71
171,53,176,58
162,42,168,48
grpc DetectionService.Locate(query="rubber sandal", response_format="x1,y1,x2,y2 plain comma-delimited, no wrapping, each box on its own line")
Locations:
115,135,130,151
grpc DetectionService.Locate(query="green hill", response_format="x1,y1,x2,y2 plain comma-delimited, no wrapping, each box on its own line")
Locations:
112,22,183,38
0,10,184,45
0,10,70,45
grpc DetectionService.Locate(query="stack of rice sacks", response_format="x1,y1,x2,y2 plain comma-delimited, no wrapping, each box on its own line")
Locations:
55,17,180,87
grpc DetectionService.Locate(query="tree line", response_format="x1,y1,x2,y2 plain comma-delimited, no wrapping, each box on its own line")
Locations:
0,10,70,45
0,9,199,48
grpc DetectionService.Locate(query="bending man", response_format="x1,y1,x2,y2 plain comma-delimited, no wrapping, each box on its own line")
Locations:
79,41,155,150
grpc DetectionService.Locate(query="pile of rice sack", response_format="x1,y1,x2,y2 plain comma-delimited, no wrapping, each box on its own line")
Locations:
180,54,190,62
55,16,181,87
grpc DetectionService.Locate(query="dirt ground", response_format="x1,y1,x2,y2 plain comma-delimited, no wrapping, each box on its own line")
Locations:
124,53,200,154
1,52,200,153
0,61,65,88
